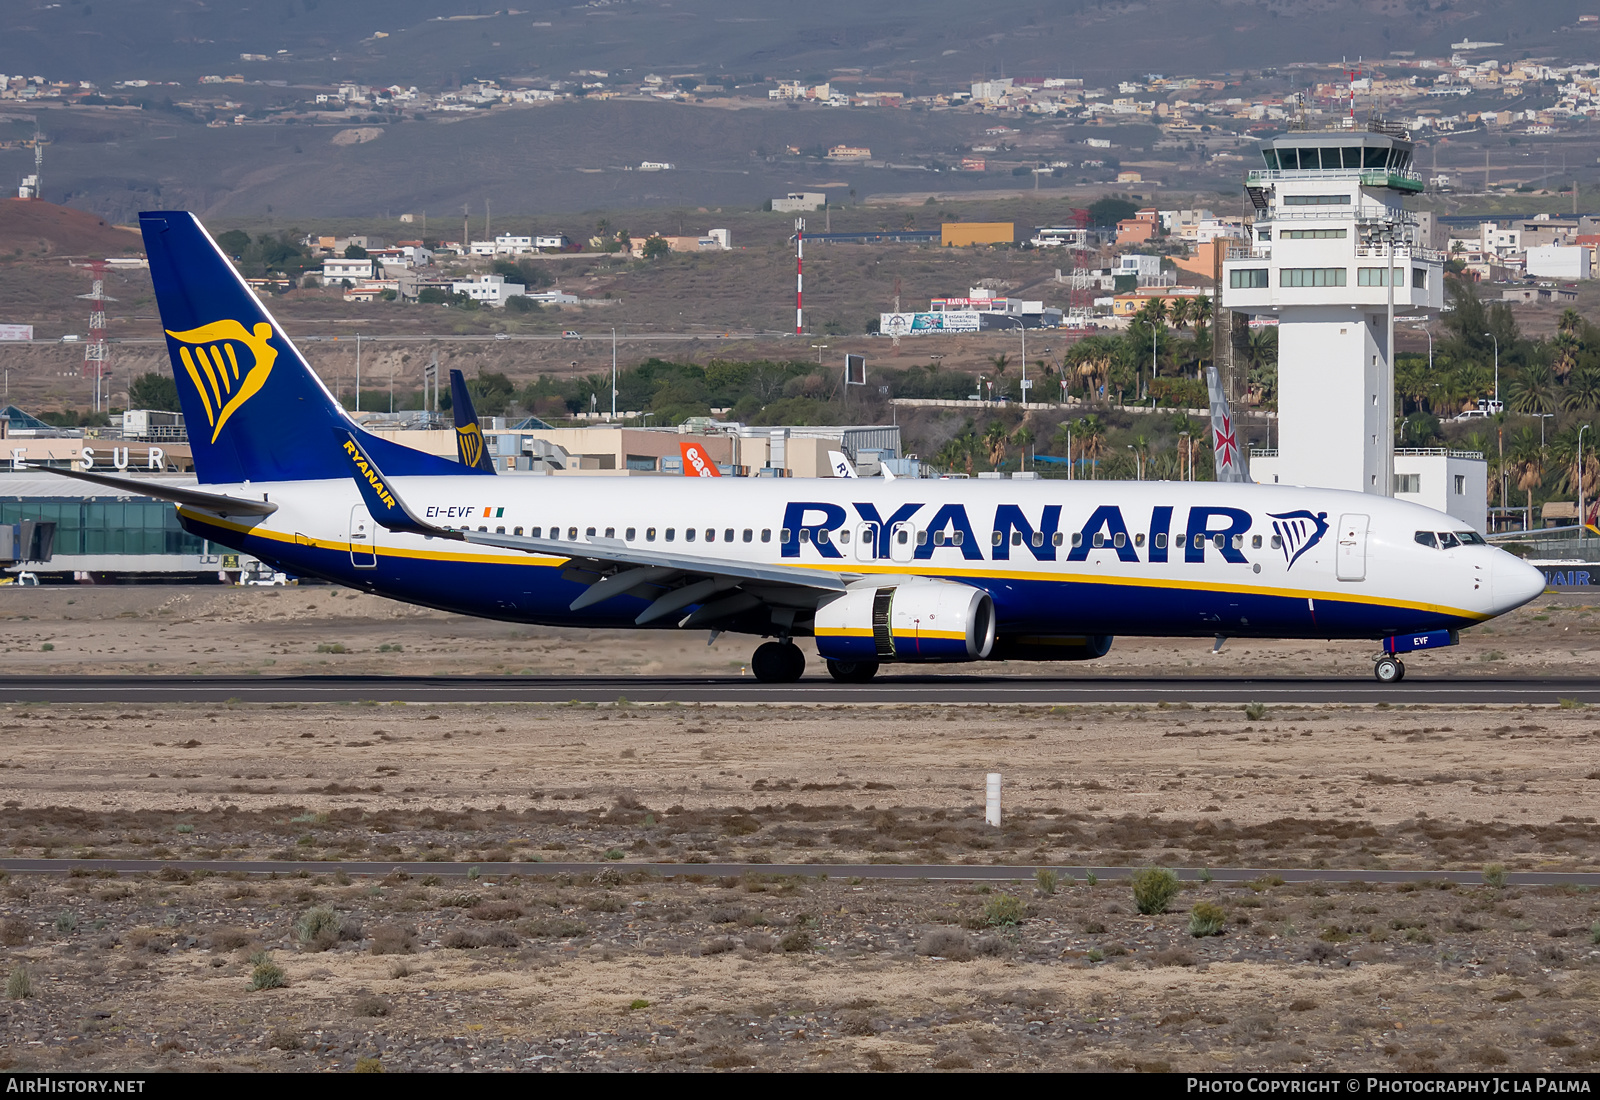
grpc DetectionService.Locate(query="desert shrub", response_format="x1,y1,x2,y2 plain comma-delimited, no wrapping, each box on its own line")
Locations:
1244,701,1267,721
352,995,390,1018
1591,921,1600,946
1188,901,1226,937
983,893,1026,927
1131,867,1182,915
315,642,347,654
779,930,812,953
973,934,1008,957
917,928,972,960
368,924,417,955
294,905,360,951
1036,868,1058,896
743,932,776,953
205,927,254,950
442,928,486,949
54,910,77,934
468,901,523,921
1,918,28,946
353,1057,383,1073
481,927,520,948
1483,863,1508,889
700,937,736,955
248,958,287,990
7,966,31,1000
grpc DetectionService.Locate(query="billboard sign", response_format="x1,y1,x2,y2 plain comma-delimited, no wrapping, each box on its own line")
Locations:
0,325,34,342
880,311,981,335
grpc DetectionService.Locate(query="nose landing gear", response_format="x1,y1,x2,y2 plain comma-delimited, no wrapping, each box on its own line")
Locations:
1374,656,1405,683
1373,629,1457,683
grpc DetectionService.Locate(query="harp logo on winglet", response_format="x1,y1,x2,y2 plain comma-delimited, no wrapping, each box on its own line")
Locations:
165,320,279,444
342,438,397,510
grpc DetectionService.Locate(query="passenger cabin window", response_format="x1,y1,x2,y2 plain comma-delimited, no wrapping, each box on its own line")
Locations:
605,527,615,539
625,528,635,541
743,529,754,543
704,529,714,542
991,531,1004,546
1052,532,1065,547
1072,532,1083,548
1032,531,1044,548
798,529,810,543
1092,532,1105,548
839,529,850,544
646,528,656,542
1011,531,1023,546
725,529,735,543
514,527,524,536
665,528,675,542
1251,534,1262,549
933,530,946,546
567,527,578,540
586,527,596,538
817,529,830,545
496,526,506,534
478,526,488,532
686,528,697,542
1270,535,1282,549
916,530,928,546
530,527,541,538
1154,533,1167,549
1415,531,1438,548
762,529,772,543
780,529,790,543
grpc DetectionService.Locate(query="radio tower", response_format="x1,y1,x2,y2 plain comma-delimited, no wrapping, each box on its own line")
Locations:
794,217,804,335
77,260,115,412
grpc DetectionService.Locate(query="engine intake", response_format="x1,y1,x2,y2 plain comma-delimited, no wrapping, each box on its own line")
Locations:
814,579,996,663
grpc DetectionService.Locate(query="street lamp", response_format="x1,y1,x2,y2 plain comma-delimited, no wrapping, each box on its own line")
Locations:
810,343,829,364
1535,412,1554,449
1482,332,1500,410
1581,424,1590,547
1179,431,1192,481
1411,324,1433,372
1127,444,1143,481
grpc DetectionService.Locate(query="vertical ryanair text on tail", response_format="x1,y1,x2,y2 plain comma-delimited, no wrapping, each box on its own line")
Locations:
33,210,1547,685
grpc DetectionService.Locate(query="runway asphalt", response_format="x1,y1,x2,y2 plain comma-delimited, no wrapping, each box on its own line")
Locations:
1,858,1594,887
4,674,1600,706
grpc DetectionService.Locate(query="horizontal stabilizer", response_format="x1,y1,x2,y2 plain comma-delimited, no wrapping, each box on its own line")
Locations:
26,464,278,517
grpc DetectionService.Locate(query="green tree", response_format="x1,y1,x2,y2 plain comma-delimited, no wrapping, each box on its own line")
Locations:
216,229,251,258
127,371,180,412
642,235,670,260
343,243,369,259
1086,195,1138,228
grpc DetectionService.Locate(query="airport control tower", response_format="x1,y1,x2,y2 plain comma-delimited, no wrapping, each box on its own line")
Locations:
1221,122,1482,527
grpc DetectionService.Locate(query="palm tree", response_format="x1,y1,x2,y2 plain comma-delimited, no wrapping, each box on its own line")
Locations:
1564,364,1600,412
1168,297,1194,330
1012,423,1035,467
989,353,1012,379
1076,415,1106,478
1508,424,1546,530
1130,433,1151,479
983,420,1009,468
1506,362,1556,415
1559,307,1583,340
1553,331,1581,379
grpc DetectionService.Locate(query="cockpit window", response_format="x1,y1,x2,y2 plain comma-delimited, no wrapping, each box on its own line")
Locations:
1457,531,1486,546
1414,531,1438,549
1438,532,1462,549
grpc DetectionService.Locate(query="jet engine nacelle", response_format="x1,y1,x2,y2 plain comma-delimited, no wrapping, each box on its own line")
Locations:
814,579,996,663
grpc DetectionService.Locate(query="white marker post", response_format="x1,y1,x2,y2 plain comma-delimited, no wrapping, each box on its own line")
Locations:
985,772,1002,827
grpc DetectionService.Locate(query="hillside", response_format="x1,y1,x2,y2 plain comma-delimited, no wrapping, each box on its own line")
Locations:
0,199,142,260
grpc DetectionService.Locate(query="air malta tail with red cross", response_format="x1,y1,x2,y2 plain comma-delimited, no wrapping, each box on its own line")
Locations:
1206,364,1251,484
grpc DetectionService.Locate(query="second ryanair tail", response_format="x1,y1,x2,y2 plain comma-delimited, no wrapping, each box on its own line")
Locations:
449,369,497,473
140,211,491,485
1206,363,1252,484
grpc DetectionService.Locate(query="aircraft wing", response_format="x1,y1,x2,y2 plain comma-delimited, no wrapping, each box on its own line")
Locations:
336,429,846,629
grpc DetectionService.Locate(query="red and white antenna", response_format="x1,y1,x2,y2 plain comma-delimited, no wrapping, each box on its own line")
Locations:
77,259,115,412
794,217,804,335
1344,58,1362,123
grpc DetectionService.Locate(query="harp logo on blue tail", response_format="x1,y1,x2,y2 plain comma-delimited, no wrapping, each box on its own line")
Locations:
165,319,278,444
1269,509,1330,571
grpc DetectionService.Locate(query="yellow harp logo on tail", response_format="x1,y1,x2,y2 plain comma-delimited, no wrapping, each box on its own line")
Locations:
457,423,485,469
164,320,278,444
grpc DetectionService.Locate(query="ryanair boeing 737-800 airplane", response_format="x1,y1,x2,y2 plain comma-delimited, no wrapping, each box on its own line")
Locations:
42,212,1546,684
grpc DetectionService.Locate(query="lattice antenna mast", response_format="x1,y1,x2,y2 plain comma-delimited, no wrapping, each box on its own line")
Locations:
77,260,116,413
33,123,42,192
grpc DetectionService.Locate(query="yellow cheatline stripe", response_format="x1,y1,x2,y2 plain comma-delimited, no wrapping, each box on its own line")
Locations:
895,629,966,641
816,627,874,638
181,511,1489,621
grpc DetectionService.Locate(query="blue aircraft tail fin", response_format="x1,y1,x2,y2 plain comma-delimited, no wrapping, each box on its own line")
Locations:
449,369,497,473
139,211,485,485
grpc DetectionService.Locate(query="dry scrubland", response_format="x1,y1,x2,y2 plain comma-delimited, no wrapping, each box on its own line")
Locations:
0,587,1597,1071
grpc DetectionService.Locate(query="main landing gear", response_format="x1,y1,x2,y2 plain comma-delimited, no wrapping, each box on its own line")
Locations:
751,641,806,683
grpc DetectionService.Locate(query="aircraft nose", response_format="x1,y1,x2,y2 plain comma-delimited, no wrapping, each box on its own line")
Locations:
1491,551,1547,613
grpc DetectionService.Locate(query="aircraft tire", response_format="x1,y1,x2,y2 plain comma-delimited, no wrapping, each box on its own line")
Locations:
1374,657,1402,684
826,659,880,683
752,642,805,683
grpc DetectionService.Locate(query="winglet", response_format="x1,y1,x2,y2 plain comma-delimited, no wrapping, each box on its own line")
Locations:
335,429,462,539
450,369,497,473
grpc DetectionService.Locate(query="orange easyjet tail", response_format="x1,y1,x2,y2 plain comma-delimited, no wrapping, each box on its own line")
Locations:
680,441,721,477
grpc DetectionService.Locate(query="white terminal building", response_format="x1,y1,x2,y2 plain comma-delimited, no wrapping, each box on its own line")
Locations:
1222,123,1486,531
